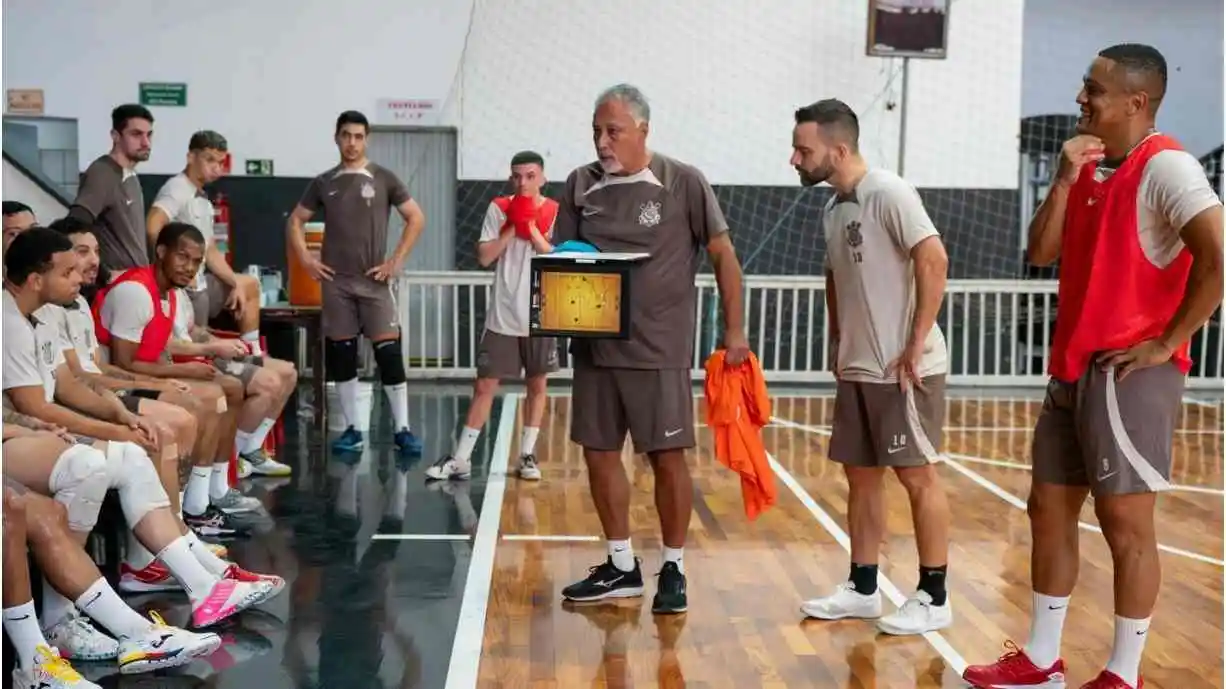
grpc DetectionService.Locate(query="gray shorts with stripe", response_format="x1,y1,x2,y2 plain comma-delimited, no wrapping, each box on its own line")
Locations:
828,375,946,468
1032,362,1183,496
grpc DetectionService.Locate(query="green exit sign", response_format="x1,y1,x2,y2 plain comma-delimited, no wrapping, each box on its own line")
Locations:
139,82,187,107
245,159,274,176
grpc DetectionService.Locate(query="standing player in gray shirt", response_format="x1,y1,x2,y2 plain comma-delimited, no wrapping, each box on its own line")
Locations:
555,85,749,615
790,99,954,636
69,104,154,275
287,111,427,456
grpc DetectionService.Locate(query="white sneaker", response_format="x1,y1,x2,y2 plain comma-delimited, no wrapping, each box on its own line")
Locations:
800,582,882,620
517,455,541,481
876,590,952,635
43,614,118,661
236,458,254,479
424,455,470,481
117,611,221,674
213,487,263,513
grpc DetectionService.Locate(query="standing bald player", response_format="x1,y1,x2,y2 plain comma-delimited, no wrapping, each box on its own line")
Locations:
963,44,1223,689
287,110,427,455
68,104,154,275
556,84,749,615
789,99,954,635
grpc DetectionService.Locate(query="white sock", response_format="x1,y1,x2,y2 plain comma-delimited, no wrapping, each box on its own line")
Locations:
209,462,231,500
39,580,77,629
251,418,276,450
3,601,47,670
608,539,635,572
126,531,157,570
183,467,212,516
156,536,218,602
1105,615,1150,686
1025,592,1070,668
240,331,262,356
520,426,540,456
453,426,481,464
663,546,685,574
185,531,231,577
384,382,410,430
75,578,153,639
234,429,255,455
338,378,360,429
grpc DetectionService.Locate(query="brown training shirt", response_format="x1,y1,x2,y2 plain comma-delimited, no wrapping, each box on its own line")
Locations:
70,156,148,271
553,153,729,369
297,163,413,277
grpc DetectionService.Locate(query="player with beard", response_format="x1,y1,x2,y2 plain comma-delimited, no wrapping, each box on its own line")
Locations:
69,104,154,275
790,99,954,636
963,44,1223,689
3,201,37,251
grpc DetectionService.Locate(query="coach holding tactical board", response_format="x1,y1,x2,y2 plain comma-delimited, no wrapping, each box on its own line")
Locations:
553,84,750,615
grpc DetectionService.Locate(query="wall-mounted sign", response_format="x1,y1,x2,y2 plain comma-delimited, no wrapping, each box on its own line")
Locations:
139,82,188,107
866,0,950,59
7,89,45,115
375,98,441,126
245,159,274,176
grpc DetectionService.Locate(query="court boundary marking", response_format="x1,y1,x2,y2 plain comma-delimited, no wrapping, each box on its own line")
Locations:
443,392,520,689
766,449,970,676
770,416,1226,567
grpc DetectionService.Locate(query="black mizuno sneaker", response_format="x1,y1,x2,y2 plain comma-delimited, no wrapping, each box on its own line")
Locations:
561,557,645,602
651,561,688,614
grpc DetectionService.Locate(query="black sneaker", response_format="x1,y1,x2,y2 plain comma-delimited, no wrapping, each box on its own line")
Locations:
561,558,645,602
651,562,688,614
184,504,248,539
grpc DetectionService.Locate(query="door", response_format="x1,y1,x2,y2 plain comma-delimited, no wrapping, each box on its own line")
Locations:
367,126,458,365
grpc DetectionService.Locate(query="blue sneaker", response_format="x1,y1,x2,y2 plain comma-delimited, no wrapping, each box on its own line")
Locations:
332,426,365,453
393,428,423,455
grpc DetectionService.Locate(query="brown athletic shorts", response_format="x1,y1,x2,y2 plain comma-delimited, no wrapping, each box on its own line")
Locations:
214,355,265,389
570,364,694,454
828,375,946,468
476,331,559,380
114,388,163,414
1032,362,1183,496
187,273,231,326
322,274,399,340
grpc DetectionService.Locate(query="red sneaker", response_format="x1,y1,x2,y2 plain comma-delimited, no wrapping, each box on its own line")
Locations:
1081,670,1142,688
962,641,1067,688
118,561,181,593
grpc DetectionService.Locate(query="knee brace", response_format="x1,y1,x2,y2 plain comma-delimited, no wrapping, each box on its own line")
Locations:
47,445,110,532
326,337,359,382
105,442,171,528
372,338,407,386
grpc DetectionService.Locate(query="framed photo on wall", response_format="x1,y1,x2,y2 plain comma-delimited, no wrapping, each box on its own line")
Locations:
866,0,950,59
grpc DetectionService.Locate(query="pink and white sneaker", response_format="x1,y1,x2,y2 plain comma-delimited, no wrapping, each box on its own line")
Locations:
224,564,286,599
190,578,276,628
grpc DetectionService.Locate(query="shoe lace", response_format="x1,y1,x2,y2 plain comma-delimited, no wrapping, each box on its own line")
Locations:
522,455,538,468
148,610,171,629
995,640,1028,666
35,645,84,681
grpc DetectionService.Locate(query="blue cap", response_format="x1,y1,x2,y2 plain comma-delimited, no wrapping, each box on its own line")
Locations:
552,240,600,254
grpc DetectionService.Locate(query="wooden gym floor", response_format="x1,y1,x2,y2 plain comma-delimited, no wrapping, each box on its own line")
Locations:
468,391,1223,689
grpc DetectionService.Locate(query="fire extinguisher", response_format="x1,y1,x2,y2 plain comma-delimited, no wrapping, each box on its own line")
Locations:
213,193,233,266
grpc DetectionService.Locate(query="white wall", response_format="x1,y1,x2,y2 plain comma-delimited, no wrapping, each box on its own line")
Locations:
3,0,1022,188
2,158,68,223
1022,0,1223,157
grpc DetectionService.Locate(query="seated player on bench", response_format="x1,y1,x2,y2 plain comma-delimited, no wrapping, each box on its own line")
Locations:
2,228,283,631
3,461,220,680
95,223,297,487
47,217,263,517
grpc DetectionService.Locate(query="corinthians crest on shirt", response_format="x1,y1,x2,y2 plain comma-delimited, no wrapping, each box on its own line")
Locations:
638,201,662,227
41,339,56,366
845,220,864,248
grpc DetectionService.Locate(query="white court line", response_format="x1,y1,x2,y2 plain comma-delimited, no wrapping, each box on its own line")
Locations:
372,533,472,541
770,416,1226,567
501,534,601,542
443,393,519,689
765,450,969,676
770,423,1220,436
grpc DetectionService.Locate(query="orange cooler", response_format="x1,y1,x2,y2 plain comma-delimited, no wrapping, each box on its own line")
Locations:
288,222,325,306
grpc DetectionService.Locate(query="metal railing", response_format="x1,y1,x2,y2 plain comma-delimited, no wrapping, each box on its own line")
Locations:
394,272,1223,390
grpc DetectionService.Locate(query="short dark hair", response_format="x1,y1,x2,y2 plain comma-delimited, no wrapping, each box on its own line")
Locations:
46,215,96,240
510,151,545,168
335,110,369,135
2,201,32,217
188,130,228,153
794,98,861,151
4,227,74,285
111,104,154,132
1098,43,1168,106
156,222,206,250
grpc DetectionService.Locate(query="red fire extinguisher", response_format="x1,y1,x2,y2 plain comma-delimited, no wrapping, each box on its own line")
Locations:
213,193,233,266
